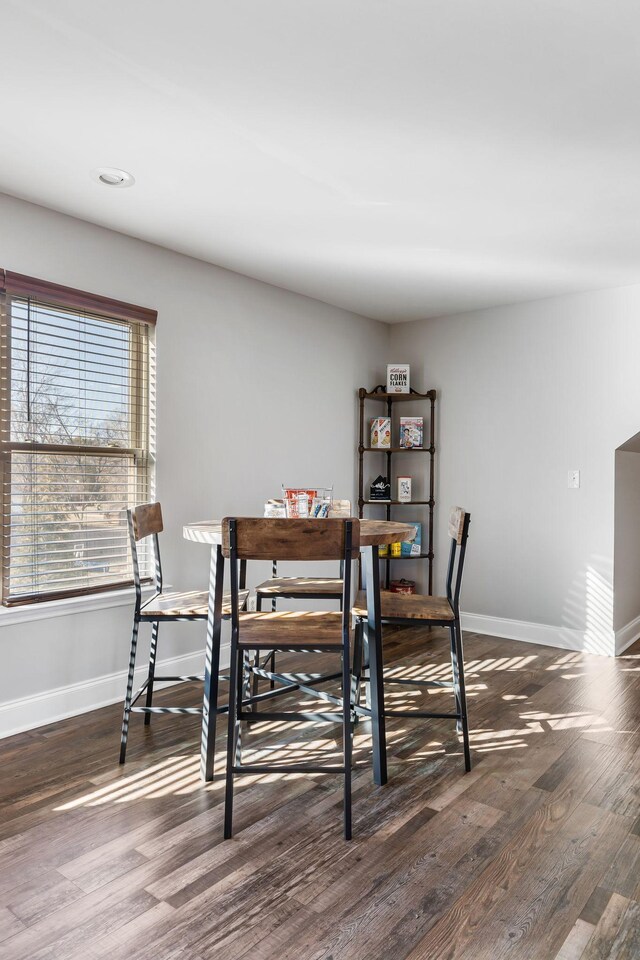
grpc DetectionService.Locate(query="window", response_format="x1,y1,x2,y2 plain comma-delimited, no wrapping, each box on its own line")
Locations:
0,271,156,605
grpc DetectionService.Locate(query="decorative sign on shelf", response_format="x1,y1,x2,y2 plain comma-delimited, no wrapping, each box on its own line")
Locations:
399,417,423,448
402,522,422,556
397,476,412,502
369,475,391,501
386,364,410,393
370,417,391,448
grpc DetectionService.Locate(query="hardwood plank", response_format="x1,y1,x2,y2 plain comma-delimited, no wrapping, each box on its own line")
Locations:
0,906,26,944
582,893,632,960
7,870,84,927
554,918,596,959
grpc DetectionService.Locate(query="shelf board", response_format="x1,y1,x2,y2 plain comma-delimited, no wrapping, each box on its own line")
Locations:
363,500,431,505
361,389,436,402
362,446,432,453
379,553,431,560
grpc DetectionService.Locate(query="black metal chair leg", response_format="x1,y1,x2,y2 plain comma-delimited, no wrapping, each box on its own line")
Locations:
251,651,261,704
449,624,463,734
144,621,159,725
453,619,471,772
224,640,241,840
119,618,140,764
363,631,371,711
352,620,364,722
238,651,248,765
343,650,352,841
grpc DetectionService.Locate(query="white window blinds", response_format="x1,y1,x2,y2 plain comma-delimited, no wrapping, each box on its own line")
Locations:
0,272,156,604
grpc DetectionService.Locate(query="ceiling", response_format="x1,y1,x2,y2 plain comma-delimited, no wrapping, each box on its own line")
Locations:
2,0,640,323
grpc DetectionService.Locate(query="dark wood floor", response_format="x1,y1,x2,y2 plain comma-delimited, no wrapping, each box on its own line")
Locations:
1,627,639,960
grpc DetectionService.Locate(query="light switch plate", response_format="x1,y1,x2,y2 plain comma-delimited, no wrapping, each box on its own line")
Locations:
568,470,580,489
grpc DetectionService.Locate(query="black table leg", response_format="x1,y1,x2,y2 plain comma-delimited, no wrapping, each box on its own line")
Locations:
362,544,387,786
201,544,224,781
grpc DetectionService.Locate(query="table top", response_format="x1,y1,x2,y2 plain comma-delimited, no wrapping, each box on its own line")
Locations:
183,518,416,547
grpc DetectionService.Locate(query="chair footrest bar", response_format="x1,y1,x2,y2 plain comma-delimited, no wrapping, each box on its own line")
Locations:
244,645,344,653
240,710,343,724
232,763,345,775
353,703,373,719
131,706,204,715
384,709,462,719
252,668,345,708
130,679,150,706
384,678,454,688
251,670,342,684
131,704,230,715
152,675,205,683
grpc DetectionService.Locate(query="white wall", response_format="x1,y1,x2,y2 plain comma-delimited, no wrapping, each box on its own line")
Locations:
0,193,389,736
389,288,640,656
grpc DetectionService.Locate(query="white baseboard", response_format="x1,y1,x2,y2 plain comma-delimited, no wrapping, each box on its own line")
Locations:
615,614,640,655
0,645,230,741
461,611,616,658
3,607,631,742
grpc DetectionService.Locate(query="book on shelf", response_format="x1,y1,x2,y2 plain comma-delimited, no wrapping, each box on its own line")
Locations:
399,417,423,448
387,364,410,393
401,522,422,557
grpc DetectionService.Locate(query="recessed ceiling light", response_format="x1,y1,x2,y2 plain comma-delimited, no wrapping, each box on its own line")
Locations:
91,167,135,188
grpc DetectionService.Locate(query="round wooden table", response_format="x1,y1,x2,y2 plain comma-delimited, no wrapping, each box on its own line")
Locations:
183,518,416,784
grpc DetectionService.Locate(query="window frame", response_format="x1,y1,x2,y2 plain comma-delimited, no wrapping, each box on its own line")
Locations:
0,270,157,606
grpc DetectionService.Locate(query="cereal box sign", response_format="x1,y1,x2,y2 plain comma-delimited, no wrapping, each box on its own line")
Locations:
370,417,391,448
387,364,410,393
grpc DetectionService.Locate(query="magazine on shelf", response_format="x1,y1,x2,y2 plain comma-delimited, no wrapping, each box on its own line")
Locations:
399,417,423,448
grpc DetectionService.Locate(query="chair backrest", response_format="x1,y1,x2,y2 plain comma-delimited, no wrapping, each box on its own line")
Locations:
130,502,163,541
224,518,359,639
445,506,471,613
221,517,360,561
127,502,163,607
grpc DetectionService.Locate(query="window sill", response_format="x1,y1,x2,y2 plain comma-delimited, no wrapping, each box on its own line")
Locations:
0,586,154,627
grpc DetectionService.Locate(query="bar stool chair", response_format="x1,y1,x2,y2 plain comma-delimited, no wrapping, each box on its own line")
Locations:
353,507,472,771
223,517,359,840
119,502,247,764
253,500,351,690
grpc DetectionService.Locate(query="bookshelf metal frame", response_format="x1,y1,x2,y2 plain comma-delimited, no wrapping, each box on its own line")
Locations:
357,386,436,592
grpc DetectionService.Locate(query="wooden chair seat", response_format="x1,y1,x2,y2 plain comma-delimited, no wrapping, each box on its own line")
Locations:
352,590,455,622
236,609,345,649
255,576,343,597
141,588,248,619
